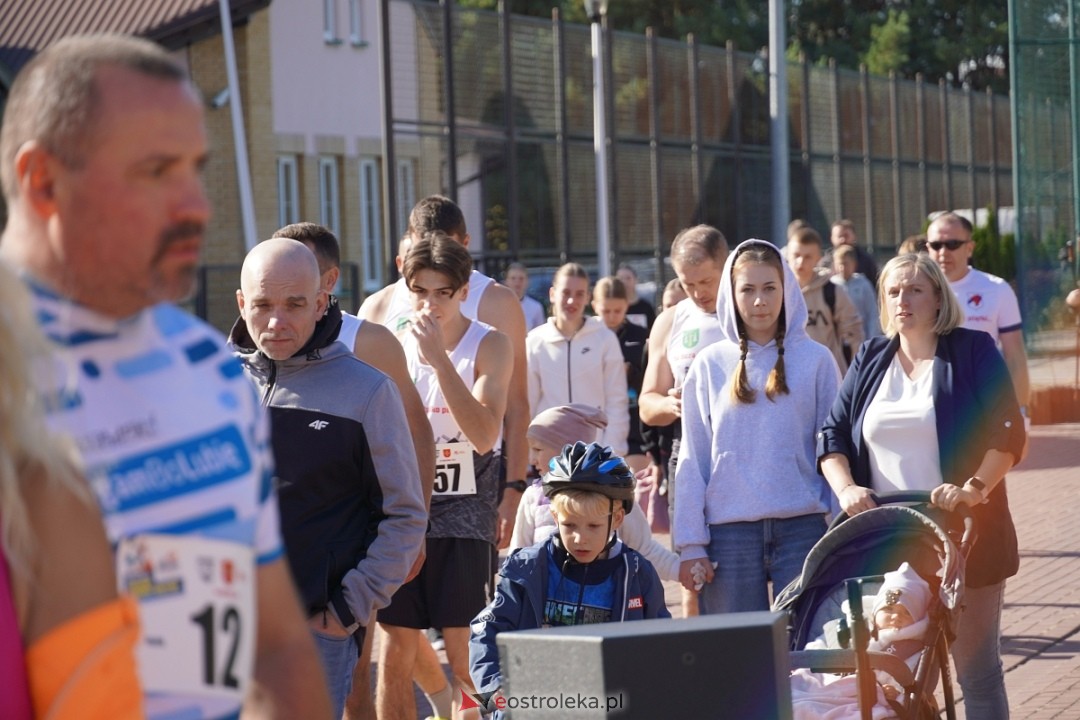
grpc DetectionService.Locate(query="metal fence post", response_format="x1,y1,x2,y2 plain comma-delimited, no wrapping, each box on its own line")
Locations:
940,78,953,211
966,83,977,213
727,40,743,240
831,58,843,222
799,52,812,220
688,33,704,224
860,65,874,249
441,0,458,200
917,73,928,221
378,0,398,280
647,27,664,282
603,12,618,266
988,87,1000,210
553,8,572,264
499,0,519,256
890,71,903,247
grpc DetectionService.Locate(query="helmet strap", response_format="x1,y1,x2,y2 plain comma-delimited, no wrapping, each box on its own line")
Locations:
603,498,618,553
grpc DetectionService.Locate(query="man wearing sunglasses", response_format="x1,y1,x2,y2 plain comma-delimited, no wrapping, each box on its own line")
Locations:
928,212,1031,430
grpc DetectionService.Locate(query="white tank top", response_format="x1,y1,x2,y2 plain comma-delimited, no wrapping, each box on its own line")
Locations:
666,297,725,388
404,318,494,443
338,311,362,351
383,270,493,333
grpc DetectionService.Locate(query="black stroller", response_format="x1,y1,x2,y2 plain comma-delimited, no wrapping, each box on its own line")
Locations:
773,492,975,720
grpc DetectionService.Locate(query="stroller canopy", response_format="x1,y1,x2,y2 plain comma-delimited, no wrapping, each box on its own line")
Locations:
773,504,965,650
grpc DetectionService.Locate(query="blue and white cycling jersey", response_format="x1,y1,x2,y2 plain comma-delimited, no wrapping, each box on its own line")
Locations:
32,282,281,720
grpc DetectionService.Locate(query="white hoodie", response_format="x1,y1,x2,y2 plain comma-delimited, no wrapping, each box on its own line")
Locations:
526,316,629,455
673,239,842,560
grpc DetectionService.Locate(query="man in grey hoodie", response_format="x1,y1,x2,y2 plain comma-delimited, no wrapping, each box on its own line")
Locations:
230,238,427,718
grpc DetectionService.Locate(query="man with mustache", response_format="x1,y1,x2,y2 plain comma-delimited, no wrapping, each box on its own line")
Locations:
0,35,331,718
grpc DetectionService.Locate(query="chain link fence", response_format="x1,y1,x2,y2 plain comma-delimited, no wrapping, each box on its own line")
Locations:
1011,0,1080,333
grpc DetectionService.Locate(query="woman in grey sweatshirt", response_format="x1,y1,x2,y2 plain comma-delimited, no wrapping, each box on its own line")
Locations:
673,239,841,614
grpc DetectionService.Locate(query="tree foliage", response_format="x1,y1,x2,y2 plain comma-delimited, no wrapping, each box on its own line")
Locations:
451,0,1008,91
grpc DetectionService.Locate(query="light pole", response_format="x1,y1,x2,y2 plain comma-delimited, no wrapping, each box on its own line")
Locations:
584,0,611,277
768,0,790,246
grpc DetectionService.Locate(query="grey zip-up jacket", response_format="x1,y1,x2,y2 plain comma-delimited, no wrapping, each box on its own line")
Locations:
229,308,426,629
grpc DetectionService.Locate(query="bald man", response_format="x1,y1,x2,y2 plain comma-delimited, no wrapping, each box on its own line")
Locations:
230,238,427,718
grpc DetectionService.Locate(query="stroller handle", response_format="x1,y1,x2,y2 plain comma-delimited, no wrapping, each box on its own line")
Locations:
829,490,977,557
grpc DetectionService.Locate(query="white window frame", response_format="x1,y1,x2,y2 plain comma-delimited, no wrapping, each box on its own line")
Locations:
359,157,383,291
318,156,340,237
277,156,300,228
396,158,415,243
323,0,341,44
348,0,367,46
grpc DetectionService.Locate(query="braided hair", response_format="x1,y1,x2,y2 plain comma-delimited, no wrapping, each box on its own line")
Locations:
728,244,790,405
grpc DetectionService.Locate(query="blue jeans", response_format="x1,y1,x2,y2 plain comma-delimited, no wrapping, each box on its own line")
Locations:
951,581,1009,719
312,628,359,719
699,514,826,614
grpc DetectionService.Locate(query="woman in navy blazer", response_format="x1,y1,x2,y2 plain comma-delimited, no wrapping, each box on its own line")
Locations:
818,253,1024,719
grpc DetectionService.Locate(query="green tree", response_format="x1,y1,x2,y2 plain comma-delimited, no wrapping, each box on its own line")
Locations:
862,9,910,76
789,0,1009,91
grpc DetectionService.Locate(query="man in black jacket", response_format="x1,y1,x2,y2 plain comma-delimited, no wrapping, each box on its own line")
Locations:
230,238,427,718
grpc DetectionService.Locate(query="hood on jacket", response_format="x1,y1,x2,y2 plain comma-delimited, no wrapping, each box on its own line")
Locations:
228,296,344,359
717,238,810,346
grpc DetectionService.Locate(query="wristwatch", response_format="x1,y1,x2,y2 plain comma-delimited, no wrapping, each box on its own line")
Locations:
503,479,528,493
964,476,988,504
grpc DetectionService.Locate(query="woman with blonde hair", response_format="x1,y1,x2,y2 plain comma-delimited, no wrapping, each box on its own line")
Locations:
673,239,840,613
0,263,141,719
819,253,1024,719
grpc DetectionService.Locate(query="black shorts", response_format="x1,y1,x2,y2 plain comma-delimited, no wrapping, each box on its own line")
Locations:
376,537,495,630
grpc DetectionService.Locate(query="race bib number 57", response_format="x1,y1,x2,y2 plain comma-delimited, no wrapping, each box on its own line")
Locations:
434,442,477,496
117,534,256,701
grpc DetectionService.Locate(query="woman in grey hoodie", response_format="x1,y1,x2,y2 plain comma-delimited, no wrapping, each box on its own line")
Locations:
673,239,842,614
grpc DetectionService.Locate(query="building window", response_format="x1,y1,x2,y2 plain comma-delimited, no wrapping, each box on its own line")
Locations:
323,0,341,44
318,156,340,237
359,158,383,291
277,156,300,228
396,158,415,242
349,0,366,46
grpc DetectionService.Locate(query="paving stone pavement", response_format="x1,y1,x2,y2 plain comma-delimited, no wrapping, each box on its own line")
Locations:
987,423,1080,719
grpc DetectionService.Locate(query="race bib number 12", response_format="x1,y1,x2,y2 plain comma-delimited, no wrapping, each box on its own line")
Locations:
116,534,256,701
434,442,477,496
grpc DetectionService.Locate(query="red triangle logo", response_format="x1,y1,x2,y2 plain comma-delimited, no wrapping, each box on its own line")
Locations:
460,689,482,710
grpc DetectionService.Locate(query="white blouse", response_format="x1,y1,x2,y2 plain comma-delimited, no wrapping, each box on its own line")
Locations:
863,355,944,493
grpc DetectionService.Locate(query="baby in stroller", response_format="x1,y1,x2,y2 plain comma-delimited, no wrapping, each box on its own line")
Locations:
790,562,932,719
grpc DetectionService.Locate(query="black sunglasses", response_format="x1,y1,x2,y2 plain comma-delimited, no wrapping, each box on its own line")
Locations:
927,239,969,252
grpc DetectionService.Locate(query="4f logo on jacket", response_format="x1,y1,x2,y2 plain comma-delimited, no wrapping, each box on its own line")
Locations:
308,420,330,430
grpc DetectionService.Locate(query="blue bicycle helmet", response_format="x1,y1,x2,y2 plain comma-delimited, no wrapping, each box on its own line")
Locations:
542,441,635,512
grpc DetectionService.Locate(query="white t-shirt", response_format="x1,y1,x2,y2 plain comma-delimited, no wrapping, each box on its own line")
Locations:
864,356,943,493
949,268,1023,345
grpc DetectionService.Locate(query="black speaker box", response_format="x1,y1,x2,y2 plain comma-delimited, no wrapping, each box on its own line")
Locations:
496,611,793,719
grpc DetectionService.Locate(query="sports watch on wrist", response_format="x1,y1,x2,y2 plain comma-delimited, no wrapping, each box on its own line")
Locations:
964,476,988,504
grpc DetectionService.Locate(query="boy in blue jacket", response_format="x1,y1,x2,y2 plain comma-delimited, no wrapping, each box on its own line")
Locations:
469,442,670,708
